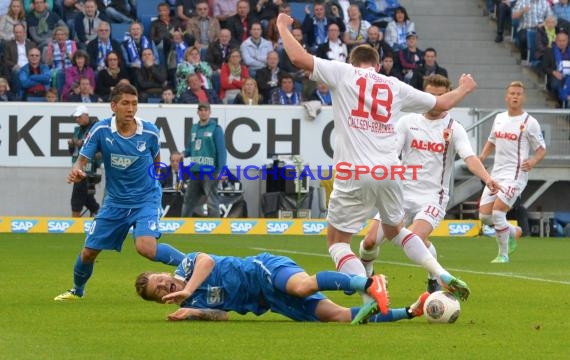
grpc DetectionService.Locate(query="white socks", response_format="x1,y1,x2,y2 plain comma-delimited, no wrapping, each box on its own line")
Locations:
492,210,511,257
391,228,446,278
328,242,366,277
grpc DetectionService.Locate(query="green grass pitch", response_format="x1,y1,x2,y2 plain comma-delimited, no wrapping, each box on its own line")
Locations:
1,233,568,359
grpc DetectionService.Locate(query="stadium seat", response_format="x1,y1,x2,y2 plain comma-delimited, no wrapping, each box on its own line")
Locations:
111,22,130,42
26,96,46,102
289,2,310,22
136,0,162,19
147,96,162,103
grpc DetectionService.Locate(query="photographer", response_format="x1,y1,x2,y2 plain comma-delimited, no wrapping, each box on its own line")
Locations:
68,105,101,217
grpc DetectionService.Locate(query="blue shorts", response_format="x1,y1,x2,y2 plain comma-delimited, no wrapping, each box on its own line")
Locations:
85,206,162,251
254,253,327,322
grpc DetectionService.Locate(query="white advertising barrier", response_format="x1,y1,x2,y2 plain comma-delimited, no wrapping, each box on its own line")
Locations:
0,103,476,168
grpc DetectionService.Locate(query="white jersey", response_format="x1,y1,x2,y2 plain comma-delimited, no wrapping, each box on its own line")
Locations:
311,57,436,167
397,113,475,206
488,111,546,183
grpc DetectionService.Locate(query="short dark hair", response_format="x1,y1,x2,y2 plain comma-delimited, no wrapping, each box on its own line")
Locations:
110,82,138,102
424,47,437,56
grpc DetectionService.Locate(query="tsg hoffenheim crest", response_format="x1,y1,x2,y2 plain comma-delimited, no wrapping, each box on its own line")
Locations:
137,141,146,152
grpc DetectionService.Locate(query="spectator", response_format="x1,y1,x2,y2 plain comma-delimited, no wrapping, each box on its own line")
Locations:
301,2,345,54
95,50,129,101
233,76,262,104
254,0,279,31
512,0,552,65
254,50,281,104
220,48,248,103
178,71,220,104
362,0,401,28
185,0,220,53
325,0,347,26
175,46,213,97
384,5,415,51
266,2,300,49
134,48,168,102
160,151,184,189
310,81,331,105
343,4,371,52
179,102,227,218
270,73,301,105
26,0,65,49
494,0,515,43
410,47,448,91
379,51,400,79
59,0,82,32
366,25,392,62
42,25,77,70
121,22,160,72
74,0,109,48
86,21,123,71
99,0,135,24
44,86,57,100
160,87,176,103
0,0,26,42
552,0,570,24
165,27,189,84
19,46,51,99
227,0,257,44
205,27,239,71
0,76,17,100
150,1,182,63
4,23,35,93
22,0,54,15
212,0,238,29
543,30,570,103
240,21,272,77
535,15,557,64
316,23,348,63
66,75,102,102
398,31,423,83
176,0,198,27
62,49,96,101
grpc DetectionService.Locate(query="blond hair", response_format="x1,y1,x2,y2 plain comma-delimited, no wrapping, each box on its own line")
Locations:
240,77,261,104
506,81,525,90
423,74,452,91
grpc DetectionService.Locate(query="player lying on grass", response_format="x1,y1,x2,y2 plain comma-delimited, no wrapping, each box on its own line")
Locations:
135,252,429,324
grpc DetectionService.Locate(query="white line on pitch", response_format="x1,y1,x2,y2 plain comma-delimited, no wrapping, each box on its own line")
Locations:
251,247,570,286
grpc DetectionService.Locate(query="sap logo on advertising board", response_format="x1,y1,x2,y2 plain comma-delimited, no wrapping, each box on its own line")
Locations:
303,222,326,234
195,221,220,233
159,220,184,233
448,223,475,235
231,221,257,234
11,220,38,233
47,220,74,233
266,222,293,234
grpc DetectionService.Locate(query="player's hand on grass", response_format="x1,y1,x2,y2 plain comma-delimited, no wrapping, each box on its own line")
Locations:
167,308,193,321
162,290,191,305
67,168,86,184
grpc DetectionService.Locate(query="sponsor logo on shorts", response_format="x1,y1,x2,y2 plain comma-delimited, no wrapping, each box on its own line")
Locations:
194,221,220,233
302,221,327,235
266,221,293,234
47,220,75,233
11,220,38,233
230,221,257,234
448,223,475,235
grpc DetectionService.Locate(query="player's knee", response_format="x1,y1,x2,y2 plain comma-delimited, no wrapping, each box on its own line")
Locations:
479,213,493,226
492,210,507,228
80,248,99,262
135,243,156,260
288,279,315,297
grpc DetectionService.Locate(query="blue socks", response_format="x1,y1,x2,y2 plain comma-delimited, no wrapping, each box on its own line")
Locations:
350,307,410,322
316,271,368,292
73,255,94,296
153,243,185,266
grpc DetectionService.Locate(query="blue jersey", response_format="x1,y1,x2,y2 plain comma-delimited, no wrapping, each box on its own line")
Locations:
80,116,161,208
176,253,326,321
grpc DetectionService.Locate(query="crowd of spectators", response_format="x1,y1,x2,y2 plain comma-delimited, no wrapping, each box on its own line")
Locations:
0,0,450,106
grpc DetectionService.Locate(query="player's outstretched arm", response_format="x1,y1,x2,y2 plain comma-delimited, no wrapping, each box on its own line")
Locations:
521,146,546,172
162,253,215,304
276,13,314,72
464,155,502,194
167,307,229,321
433,74,477,112
66,156,88,183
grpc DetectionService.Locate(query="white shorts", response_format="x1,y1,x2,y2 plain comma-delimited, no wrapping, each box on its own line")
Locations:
327,173,404,233
372,201,446,230
479,180,525,208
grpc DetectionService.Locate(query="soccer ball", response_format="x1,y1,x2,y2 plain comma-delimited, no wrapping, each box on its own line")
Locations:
423,291,461,323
